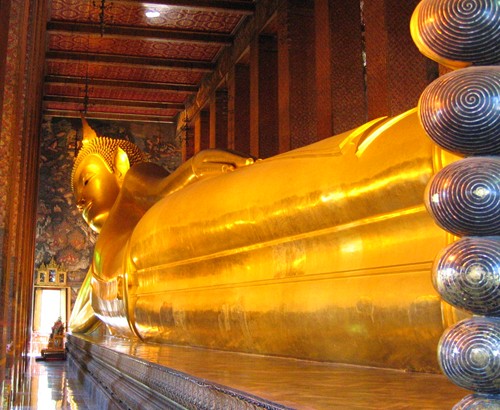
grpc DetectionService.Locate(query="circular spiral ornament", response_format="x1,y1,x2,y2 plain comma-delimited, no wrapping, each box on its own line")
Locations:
410,0,500,68
439,317,500,393
419,67,500,156
433,237,500,316
453,393,500,409
425,157,500,237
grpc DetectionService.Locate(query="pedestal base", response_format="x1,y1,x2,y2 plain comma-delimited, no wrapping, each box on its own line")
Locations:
66,333,468,409
36,348,66,362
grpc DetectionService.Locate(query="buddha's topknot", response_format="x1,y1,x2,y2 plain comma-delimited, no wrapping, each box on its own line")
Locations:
72,137,145,192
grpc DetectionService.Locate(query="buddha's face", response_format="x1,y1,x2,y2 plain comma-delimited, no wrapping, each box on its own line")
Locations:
73,153,120,233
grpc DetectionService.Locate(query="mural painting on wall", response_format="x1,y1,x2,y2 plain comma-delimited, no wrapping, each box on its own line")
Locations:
35,116,181,302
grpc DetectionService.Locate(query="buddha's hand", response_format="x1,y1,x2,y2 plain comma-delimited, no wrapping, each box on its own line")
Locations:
68,268,99,333
192,149,256,177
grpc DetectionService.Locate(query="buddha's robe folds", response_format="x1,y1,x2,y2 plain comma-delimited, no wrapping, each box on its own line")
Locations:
91,109,459,372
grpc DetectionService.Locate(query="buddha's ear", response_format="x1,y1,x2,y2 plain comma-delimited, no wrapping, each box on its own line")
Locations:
114,147,130,184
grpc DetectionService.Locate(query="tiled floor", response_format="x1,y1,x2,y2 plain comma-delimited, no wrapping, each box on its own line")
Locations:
8,357,96,410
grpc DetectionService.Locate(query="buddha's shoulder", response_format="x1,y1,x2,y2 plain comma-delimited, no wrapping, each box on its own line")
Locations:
129,162,169,178
122,163,170,193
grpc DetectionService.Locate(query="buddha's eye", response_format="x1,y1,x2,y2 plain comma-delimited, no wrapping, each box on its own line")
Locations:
82,173,94,187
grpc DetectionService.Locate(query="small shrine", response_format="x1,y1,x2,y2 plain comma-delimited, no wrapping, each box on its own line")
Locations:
36,317,66,361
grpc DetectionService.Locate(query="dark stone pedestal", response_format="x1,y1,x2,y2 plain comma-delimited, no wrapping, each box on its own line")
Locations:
66,333,467,410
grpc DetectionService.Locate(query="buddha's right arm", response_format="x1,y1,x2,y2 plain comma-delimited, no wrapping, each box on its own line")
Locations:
156,149,255,197
68,267,100,334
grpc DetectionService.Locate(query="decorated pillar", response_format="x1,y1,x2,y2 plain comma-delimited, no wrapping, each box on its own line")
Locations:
0,0,45,405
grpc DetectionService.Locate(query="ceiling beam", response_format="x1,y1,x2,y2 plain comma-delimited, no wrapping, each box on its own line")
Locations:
44,95,185,109
47,21,233,45
119,0,255,14
45,75,198,93
46,50,215,71
44,109,176,123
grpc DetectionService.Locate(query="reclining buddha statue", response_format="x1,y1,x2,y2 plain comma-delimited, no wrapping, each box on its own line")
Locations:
69,109,460,372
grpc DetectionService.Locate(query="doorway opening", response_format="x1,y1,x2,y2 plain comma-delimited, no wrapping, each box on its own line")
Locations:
31,259,70,356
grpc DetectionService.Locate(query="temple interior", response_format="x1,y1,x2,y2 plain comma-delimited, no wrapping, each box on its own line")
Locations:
1,0,498,408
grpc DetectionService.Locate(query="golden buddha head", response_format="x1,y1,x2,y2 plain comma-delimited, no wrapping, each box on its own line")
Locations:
72,118,145,232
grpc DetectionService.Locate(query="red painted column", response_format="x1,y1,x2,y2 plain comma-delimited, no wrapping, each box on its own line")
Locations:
329,0,367,134
277,0,316,150
363,0,390,120
249,37,260,158
314,0,333,140
250,34,279,159
211,89,229,150
229,64,250,155
195,109,210,153
258,35,279,158
316,0,367,137
363,0,438,120
182,120,195,161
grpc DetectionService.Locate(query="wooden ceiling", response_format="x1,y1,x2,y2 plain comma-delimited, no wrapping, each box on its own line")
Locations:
43,0,256,123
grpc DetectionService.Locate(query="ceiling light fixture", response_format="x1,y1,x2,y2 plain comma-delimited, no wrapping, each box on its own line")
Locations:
145,10,160,18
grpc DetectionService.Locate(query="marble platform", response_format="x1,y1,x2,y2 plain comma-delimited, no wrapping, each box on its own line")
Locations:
66,333,469,409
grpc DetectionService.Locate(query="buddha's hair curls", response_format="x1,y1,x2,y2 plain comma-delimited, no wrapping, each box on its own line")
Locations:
71,137,145,192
